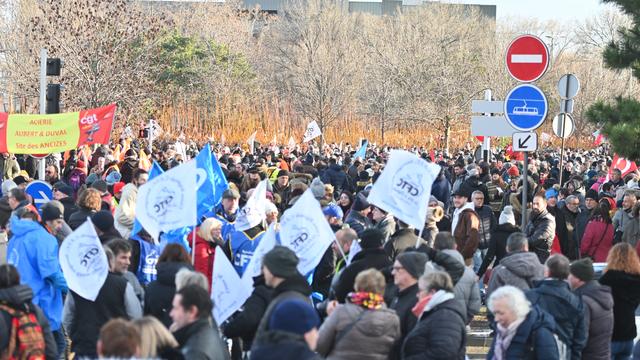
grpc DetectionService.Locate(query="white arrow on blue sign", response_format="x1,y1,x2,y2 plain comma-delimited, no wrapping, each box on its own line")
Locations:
504,84,548,131
25,180,53,213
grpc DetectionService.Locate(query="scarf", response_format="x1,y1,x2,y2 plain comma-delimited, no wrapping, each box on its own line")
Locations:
348,292,384,310
493,317,526,360
411,290,455,317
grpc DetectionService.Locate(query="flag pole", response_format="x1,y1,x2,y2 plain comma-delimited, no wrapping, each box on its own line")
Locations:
415,208,429,248
333,237,348,265
192,225,196,265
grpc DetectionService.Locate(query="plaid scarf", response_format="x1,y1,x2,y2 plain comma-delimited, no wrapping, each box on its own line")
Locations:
347,292,384,310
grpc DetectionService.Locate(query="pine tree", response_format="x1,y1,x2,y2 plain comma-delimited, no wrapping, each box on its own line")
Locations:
586,0,640,161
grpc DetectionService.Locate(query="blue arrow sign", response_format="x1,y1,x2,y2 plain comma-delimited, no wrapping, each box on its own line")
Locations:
504,84,548,131
25,180,53,214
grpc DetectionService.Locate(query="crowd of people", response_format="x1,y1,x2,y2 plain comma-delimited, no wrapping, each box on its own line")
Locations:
0,137,640,360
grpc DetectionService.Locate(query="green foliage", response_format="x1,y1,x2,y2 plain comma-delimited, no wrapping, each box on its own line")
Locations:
587,0,640,160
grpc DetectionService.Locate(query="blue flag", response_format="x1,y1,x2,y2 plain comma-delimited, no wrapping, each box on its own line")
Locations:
354,140,368,159
196,143,228,219
131,161,164,237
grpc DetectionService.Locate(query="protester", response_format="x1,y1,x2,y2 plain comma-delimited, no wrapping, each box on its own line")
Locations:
253,246,312,341
526,254,587,360
613,191,637,241
568,258,614,360
63,246,142,358
7,207,67,358
193,217,224,287
487,285,559,359
451,189,480,265
114,168,147,238
598,243,640,360
576,189,599,245
91,210,121,244
144,244,193,328
622,202,640,246
560,194,581,260
251,299,322,360
333,228,391,303
68,188,103,230
0,264,57,360
96,318,141,359
477,205,519,281
487,232,544,297
133,316,182,359
344,192,373,237
52,182,78,223
170,284,230,359
175,268,209,292
472,190,496,274
402,271,466,359
40,201,71,245
385,220,422,261
106,238,145,303
525,194,556,263
580,199,615,262
213,188,240,241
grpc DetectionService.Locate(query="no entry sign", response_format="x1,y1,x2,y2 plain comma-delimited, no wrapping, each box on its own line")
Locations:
506,35,549,82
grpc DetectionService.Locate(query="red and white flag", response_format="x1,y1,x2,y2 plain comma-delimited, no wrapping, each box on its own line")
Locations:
610,154,637,178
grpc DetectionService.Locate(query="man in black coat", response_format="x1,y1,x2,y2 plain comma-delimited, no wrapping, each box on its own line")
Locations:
171,285,230,360
526,254,587,360
568,258,614,360
525,195,556,264
321,158,349,196
333,228,391,303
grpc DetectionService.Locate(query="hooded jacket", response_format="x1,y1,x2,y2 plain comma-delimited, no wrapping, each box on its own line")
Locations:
442,249,481,324
526,279,587,360
524,208,556,263
316,302,400,360
401,290,467,360
487,251,544,297
6,217,65,331
251,331,321,360
0,285,57,360
487,306,559,360
334,247,392,303
452,202,479,261
573,281,614,360
598,269,640,341
477,223,520,278
144,262,193,328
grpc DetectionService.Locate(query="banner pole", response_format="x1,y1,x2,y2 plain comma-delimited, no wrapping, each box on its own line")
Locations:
333,237,348,265
191,225,196,265
38,48,47,181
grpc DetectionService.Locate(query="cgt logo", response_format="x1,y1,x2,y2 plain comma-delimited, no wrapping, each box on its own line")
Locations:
80,114,99,125
80,247,100,268
392,161,425,199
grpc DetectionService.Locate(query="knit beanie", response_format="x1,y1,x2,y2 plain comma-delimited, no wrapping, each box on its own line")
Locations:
310,178,325,200
41,205,63,222
91,210,115,233
359,228,385,249
545,188,558,200
499,206,516,226
396,252,428,280
507,165,520,177
570,258,594,282
1,180,16,195
585,189,599,201
263,246,300,278
268,299,320,335
352,193,371,212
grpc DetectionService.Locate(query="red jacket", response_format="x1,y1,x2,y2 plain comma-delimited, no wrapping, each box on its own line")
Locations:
192,230,216,291
580,219,613,262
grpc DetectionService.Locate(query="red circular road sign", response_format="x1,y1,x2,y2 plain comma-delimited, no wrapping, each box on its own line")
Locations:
30,154,48,159
506,35,549,82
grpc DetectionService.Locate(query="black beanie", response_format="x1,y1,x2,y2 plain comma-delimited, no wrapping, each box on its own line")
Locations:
585,189,599,201
91,210,115,233
396,252,428,280
360,228,384,249
570,258,594,282
263,246,299,278
352,193,370,212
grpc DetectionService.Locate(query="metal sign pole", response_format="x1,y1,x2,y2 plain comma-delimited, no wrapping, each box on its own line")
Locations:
38,49,47,181
558,114,566,186
521,151,528,230
482,89,492,162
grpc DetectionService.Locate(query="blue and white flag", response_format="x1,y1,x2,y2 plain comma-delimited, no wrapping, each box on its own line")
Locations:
59,219,109,301
367,150,440,232
135,160,198,240
280,189,335,275
353,140,368,159
211,247,252,324
241,223,278,283
131,161,164,237
234,179,268,232
196,143,228,219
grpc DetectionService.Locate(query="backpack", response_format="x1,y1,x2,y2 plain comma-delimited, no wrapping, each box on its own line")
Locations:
0,303,46,360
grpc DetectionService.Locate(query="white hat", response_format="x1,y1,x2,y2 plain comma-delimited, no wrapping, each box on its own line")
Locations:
499,206,516,226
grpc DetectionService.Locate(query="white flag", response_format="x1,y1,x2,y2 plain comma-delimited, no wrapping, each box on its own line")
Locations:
59,219,109,301
288,136,296,150
242,223,277,282
234,179,268,232
303,121,322,143
347,240,361,266
280,189,335,275
136,160,198,240
367,150,440,232
247,131,257,154
211,247,252,324
541,132,552,142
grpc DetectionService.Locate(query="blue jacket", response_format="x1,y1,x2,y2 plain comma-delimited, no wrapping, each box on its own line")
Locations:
526,279,587,360
7,216,66,330
488,306,559,360
229,229,265,277
321,164,350,195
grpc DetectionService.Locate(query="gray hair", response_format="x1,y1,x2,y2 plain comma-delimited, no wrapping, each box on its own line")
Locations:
488,285,531,320
418,270,453,293
565,195,578,204
1,180,16,196
175,268,209,292
506,232,528,252
471,190,484,199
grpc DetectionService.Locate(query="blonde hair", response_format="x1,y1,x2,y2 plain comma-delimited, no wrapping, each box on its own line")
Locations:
132,316,178,358
354,268,386,294
606,243,640,275
197,217,222,242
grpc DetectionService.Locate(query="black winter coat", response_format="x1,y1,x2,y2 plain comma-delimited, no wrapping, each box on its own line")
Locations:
173,318,230,360
459,176,489,201
526,279,587,360
524,209,556,264
321,164,349,195
144,262,193,328
487,306,559,360
389,283,419,360
222,278,273,351
401,296,467,360
59,196,79,224
598,270,640,341
250,331,322,360
477,223,519,278
67,206,95,230
334,248,392,303
574,281,614,360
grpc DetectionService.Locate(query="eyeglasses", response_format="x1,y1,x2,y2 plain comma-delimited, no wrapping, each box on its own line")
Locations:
392,265,404,271
567,202,580,206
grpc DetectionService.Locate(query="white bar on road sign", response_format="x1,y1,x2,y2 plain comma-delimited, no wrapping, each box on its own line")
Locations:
511,54,543,63
471,115,515,136
472,100,504,114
